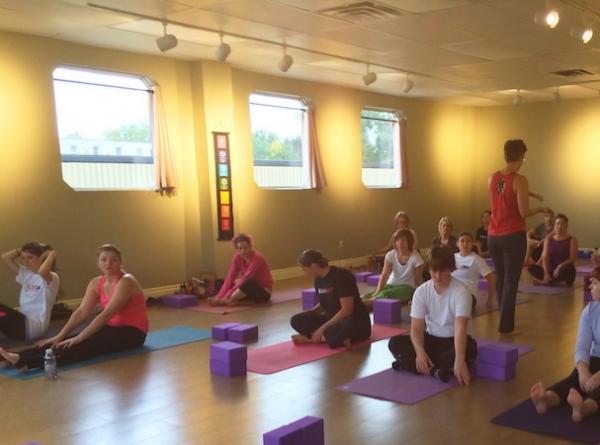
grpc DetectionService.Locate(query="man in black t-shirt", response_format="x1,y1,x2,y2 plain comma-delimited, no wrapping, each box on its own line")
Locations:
291,250,371,348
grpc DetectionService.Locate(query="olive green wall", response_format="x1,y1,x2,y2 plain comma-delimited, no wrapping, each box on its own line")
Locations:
472,100,600,248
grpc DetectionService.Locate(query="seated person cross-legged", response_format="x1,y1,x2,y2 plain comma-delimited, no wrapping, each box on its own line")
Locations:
530,266,600,423
368,210,418,272
362,229,424,309
528,213,577,287
388,246,477,384
0,244,148,372
291,249,371,349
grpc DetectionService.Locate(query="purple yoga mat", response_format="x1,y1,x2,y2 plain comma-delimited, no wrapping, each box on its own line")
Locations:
492,399,600,444
577,264,595,275
518,282,573,295
337,368,457,404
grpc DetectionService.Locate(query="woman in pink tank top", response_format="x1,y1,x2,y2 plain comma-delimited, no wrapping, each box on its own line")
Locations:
488,139,549,333
0,244,148,372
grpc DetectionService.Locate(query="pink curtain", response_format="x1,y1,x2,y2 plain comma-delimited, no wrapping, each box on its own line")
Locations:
153,85,178,195
398,116,409,187
307,104,327,190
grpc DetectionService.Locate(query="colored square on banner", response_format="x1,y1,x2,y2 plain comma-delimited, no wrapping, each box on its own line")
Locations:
219,178,229,190
218,164,229,177
216,134,228,149
221,205,231,218
220,191,230,205
218,150,228,163
220,218,231,231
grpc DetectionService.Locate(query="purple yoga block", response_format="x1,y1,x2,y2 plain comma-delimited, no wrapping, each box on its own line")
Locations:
210,359,246,377
162,293,198,308
477,343,518,366
263,424,303,445
373,298,402,324
288,416,324,445
584,290,593,303
227,323,258,343
478,279,488,290
212,322,241,340
367,274,381,286
302,288,318,310
485,257,494,267
210,341,247,363
355,271,373,282
476,362,516,380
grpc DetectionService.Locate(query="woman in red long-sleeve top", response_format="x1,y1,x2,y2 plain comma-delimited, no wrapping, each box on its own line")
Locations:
209,234,273,307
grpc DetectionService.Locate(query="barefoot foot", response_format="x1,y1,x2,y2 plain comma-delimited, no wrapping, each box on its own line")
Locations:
530,382,548,414
567,388,585,423
291,334,311,345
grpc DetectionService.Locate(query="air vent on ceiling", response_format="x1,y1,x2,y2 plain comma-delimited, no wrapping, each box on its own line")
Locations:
551,68,594,77
317,1,404,23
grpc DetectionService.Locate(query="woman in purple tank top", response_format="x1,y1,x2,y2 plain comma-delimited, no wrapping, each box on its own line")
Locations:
528,213,578,286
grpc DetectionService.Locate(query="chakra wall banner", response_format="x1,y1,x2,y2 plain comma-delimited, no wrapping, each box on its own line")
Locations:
213,132,234,240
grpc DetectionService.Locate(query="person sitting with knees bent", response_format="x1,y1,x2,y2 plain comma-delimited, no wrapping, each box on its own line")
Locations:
530,266,600,423
0,244,147,372
452,232,495,310
209,233,273,307
525,210,555,266
528,213,577,287
368,211,419,271
1,243,59,341
291,249,371,348
362,229,424,309
388,246,477,384
432,216,459,254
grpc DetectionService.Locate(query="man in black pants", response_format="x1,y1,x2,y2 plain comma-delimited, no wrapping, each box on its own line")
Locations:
388,246,477,384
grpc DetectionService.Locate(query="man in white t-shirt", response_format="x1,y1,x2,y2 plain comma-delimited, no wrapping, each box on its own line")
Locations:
388,246,477,384
452,232,495,310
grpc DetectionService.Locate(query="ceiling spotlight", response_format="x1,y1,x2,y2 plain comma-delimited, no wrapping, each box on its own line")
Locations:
534,8,560,28
362,64,377,86
215,33,231,62
513,89,523,106
278,46,293,72
553,86,561,103
571,24,594,43
156,22,178,52
403,74,414,93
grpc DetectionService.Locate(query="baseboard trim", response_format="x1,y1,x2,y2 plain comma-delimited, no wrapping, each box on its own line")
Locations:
57,256,369,309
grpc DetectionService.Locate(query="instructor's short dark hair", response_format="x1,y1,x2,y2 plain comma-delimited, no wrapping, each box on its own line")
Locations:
504,139,527,162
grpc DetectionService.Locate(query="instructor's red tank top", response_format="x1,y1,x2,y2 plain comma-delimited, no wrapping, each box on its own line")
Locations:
488,171,525,236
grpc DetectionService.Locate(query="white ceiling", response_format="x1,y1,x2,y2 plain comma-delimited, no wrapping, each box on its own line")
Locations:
3,0,600,105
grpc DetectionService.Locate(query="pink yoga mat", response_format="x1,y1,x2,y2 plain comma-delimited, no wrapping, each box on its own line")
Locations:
247,324,407,374
338,369,457,404
183,288,301,315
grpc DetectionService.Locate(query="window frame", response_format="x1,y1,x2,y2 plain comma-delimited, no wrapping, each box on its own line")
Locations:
52,64,156,191
360,106,404,189
248,91,312,190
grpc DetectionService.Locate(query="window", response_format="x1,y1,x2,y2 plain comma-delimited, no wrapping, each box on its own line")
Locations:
361,108,403,188
52,66,155,190
249,92,310,189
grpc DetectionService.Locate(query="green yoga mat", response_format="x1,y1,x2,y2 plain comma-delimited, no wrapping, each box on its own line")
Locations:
0,325,211,380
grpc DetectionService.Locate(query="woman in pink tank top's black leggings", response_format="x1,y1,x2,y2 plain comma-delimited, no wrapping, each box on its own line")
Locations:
488,140,550,333
0,244,148,372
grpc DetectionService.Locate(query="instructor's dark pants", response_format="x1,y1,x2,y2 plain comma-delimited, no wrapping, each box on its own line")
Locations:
489,231,527,333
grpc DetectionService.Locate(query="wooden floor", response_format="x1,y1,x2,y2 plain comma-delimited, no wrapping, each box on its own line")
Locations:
0,274,588,445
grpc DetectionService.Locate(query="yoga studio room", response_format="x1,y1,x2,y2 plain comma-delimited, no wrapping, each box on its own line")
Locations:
2,0,600,444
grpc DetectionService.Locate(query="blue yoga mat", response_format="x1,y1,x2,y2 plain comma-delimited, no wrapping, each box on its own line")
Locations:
0,325,211,380
492,399,600,444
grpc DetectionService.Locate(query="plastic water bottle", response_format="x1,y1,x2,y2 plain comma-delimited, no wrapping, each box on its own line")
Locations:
44,348,57,380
